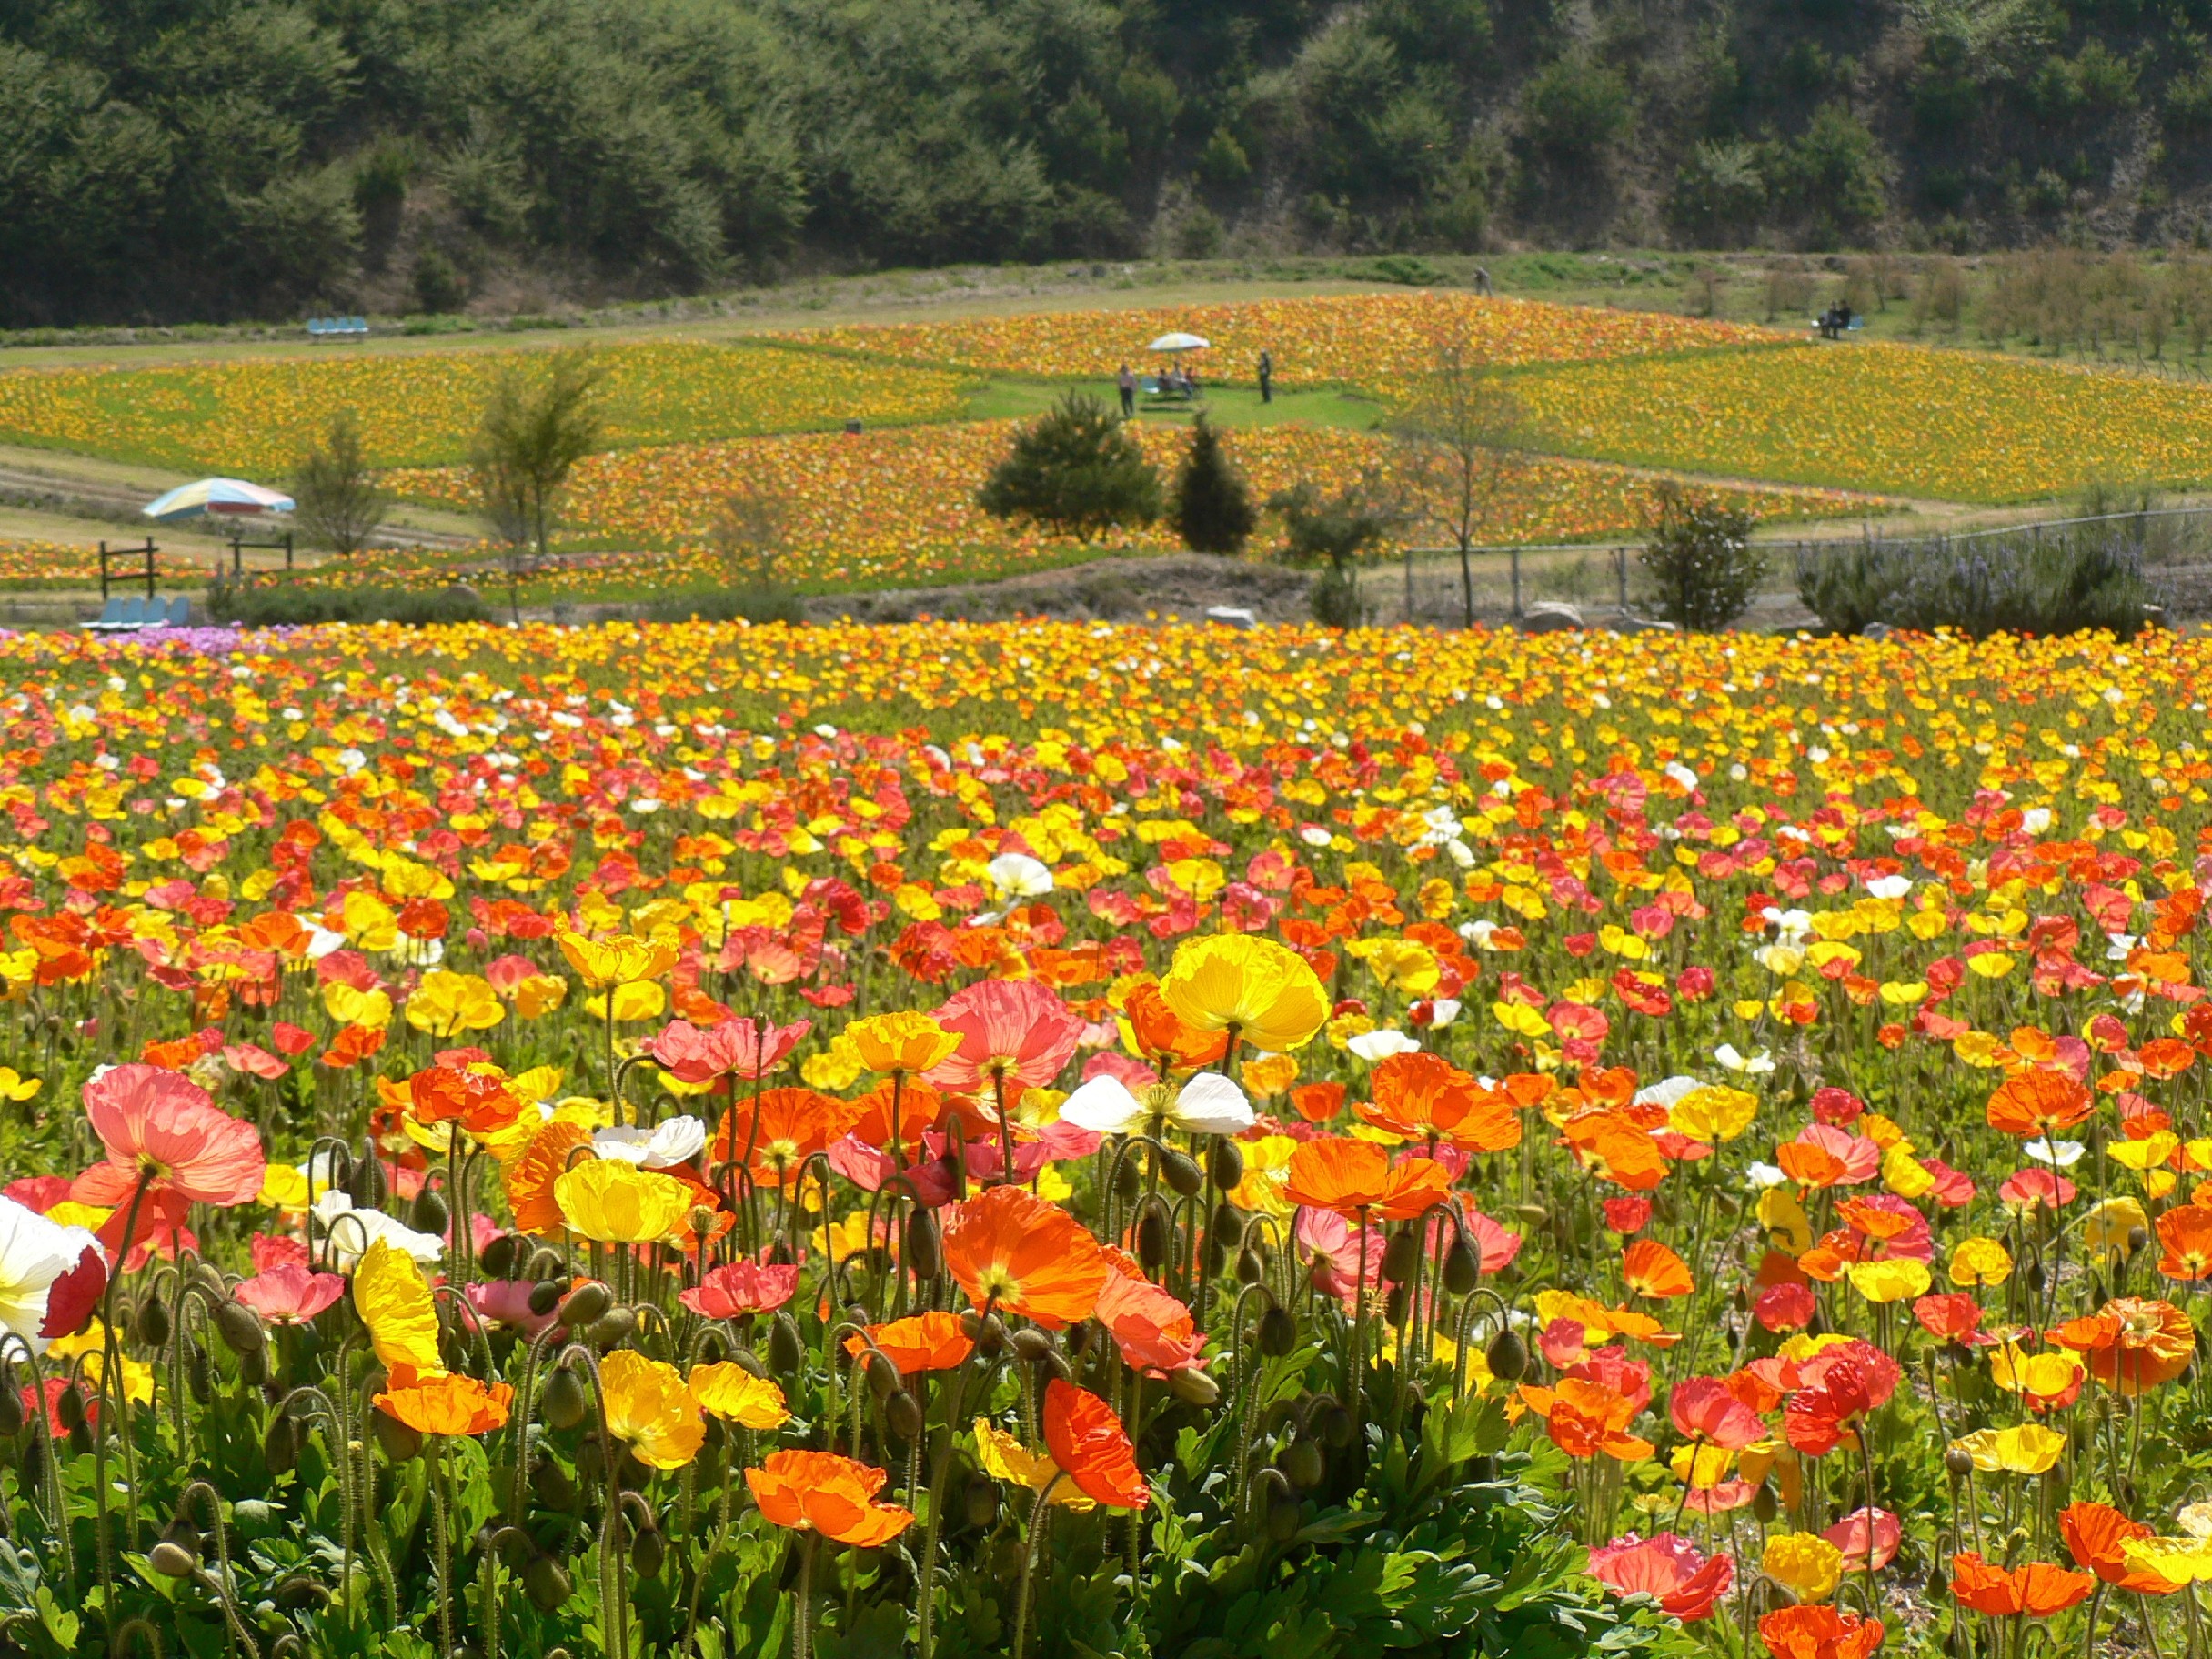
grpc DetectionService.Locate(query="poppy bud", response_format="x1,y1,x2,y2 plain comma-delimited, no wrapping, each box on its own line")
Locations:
347,1151,387,1210
1257,1305,1296,1356
532,1456,578,1509
527,1247,568,1281
1236,1248,1265,1285
541,1363,589,1431
214,1301,266,1355
765,1238,797,1267
1442,1239,1480,1296
236,1341,272,1386
2127,1226,2150,1256
964,1473,1000,1529
577,1436,606,1483
1512,1204,1548,1232
149,1541,198,1580
2026,1259,2046,1292
1267,1493,1302,1542
265,1413,298,1474
1010,1327,1053,1364
865,1352,901,1399
769,1313,804,1375
524,1556,573,1611
1279,1438,1324,1489
1063,1321,1092,1358
1249,1466,1291,1509
187,1340,212,1403
1168,1368,1220,1407
1944,1446,1976,1478
904,1210,941,1277
1752,1483,1779,1524
0,1389,21,1436
528,1280,565,1316
274,1576,327,1611
135,1295,172,1349
1382,1286,1409,1325
1210,1201,1242,1242
373,1413,422,1462
585,1308,637,1347
973,1316,1008,1359
1314,1403,1354,1448
1161,1150,1204,1198
631,1529,665,1579
1135,1201,1172,1269
1208,1140,1244,1190
1483,1328,1528,1383
1381,1230,1421,1283
478,1233,523,1278
1113,1159,1143,1202
885,1390,923,1442
54,1385,85,1433
557,1282,612,1328
410,1187,449,1239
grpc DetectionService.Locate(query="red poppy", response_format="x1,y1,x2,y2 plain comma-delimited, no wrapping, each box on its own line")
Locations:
1668,1376,1765,1449
1042,1378,1148,1508
1586,1533,1734,1620
679,1259,799,1319
1783,1340,1900,1455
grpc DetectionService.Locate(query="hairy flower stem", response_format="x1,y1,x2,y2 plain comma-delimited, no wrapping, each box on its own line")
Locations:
1011,1477,1062,1659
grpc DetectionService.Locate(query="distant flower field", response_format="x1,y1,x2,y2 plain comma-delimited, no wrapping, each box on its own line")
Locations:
1506,341,2212,503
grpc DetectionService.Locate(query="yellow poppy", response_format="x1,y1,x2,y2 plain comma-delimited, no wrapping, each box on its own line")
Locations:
553,1161,693,1243
1159,934,1330,1053
1762,1533,1844,1603
599,1349,704,1470
689,1363,791,1429
353,1239,445,1380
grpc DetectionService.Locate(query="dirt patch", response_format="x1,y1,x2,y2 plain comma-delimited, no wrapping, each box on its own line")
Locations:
801,555,1313,625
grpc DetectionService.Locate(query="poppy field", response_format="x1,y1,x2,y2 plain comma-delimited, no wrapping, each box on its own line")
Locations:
0,614,2206,1659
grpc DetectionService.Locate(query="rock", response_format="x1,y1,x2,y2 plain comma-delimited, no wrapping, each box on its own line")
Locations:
1205,605,1256,629
1516,600,1583,634
1860,621,1893,639
1606,612,1678,634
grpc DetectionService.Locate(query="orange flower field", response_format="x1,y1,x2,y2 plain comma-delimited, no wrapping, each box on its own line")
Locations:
0,615,2207,1657
380,420,1866,588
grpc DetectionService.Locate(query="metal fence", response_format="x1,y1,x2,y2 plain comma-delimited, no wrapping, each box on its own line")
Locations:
1362,504,2212,628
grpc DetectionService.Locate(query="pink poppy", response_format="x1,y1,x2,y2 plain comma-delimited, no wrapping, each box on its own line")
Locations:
645,1017,810,1084
1669,1376,1765,1448
1683,1480,1759,1517
72,1065,266,1209
269,1022,317,1058
928,980,1083,1097
234,1263,345,1325
1294,1206,1386,1307
3,1175,72,1213
223,1043,288,1080
1587,1533,1734,1620
1824,1507,1902,1572
465,1278,558,1336
679,1259,800,1319
1999,1168,2076,1212
252,1232,310,1273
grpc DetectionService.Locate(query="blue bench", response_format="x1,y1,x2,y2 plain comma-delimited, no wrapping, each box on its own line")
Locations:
307,316,369,338
85,594,191,633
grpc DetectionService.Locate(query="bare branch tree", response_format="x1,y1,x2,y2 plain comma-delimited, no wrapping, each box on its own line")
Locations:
711,480,794,591
470,351,605,622
1385,339,1528,628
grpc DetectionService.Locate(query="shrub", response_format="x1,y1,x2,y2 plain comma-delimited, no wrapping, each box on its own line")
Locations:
1798,528,2157,638
979,391,1161,539
207,581,494,626
1272,479,1393,628
1171,417,1257,555
1639,485,1764,631
290,408,386,556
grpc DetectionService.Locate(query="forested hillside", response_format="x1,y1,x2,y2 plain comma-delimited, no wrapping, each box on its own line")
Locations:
5,0,2211,327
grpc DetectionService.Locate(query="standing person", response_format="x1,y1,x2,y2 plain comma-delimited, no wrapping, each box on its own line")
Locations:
1117,363,1135,418
1257,349,1272,404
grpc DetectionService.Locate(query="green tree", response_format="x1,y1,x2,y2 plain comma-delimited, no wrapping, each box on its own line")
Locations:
1270,478,1396,628
472,352,606,620
290,409,385,555
1639,484,1764,632
978,392,1161,539
1171,417,1256,555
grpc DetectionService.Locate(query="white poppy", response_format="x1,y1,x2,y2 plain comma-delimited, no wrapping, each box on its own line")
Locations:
1633,1075,1702,1109
311,1191,444,1270
1714,1044,1775,1075
2024,1138,2085,1168
1865,875,1912,900
0,1196,100,1356
1347,1029,1420,1062
1060,1071,1254,1137
1744,1162,1788,1190
596,1115,709,1169
985,853,1055,902
1424,999,1462,1030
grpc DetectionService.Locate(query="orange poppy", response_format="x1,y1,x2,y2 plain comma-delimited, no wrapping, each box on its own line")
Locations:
2140,1038,2197,1081
1360,1053,1521,1152
715,1088,853,1186
843,1311,973,1375
375,1373,514,1437
1514,1377,1653,1461
2051,1297,2197,1395
407,1066,523,1134
941,1184,1108,1329
2060,1500,2183,1595
1562,1111,1669,1191
2156,1206,2212,1281
746,1449,914,1547
1620,1239,1694,1300
1041,1379,1148,1509
1986,1072,2093,1139
1949,1552,2094,1617
846,1077,947,1156
1119,982,1228,1069
1282,1138,1453,1221
506,1121,596,1237
1755,1606,1885,1659
1289,1081,1347,1124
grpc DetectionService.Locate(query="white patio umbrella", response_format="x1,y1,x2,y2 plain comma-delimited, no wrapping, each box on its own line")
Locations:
142,478,295,521
1147,331,1211,352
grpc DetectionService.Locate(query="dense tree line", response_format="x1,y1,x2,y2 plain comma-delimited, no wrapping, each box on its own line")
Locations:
10,0,2212,327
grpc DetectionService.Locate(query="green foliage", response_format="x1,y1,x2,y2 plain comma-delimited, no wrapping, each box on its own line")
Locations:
1638,484,1765,631
290,409,386,556
472,352,606,615
1271,480,1393,628
1171,418,1258,555
207,581,494,626
1797,528,2157,638
646,585,808,624
979,391,1162,540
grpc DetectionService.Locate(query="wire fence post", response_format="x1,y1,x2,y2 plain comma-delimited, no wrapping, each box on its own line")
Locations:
1510,547,1522,618
142,538,156,599
1614,546,1628,611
